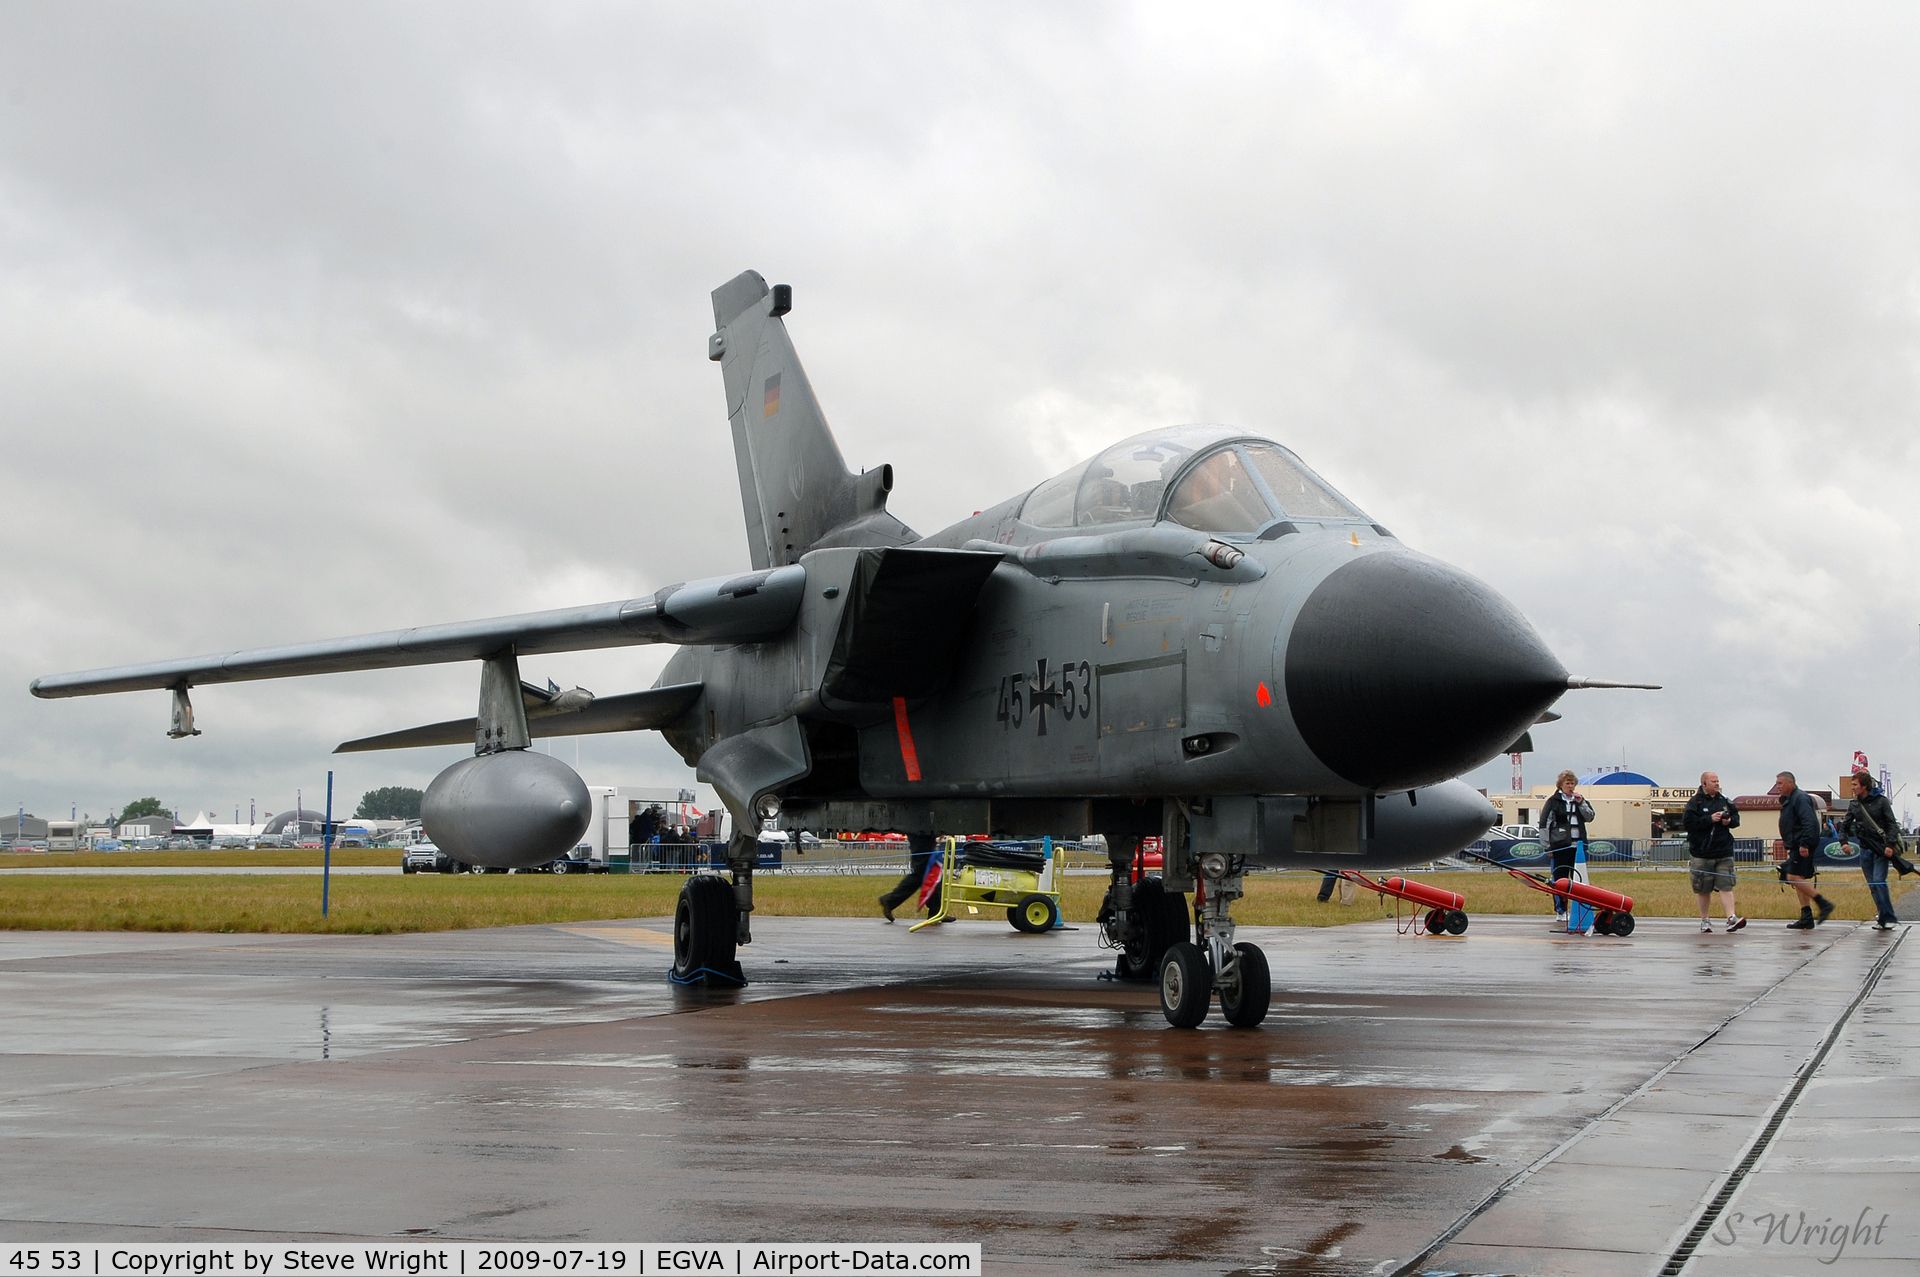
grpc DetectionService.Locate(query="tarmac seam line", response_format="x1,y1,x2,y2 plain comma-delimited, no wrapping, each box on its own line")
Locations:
1385,924,1856,1277
1657,924,1908,1277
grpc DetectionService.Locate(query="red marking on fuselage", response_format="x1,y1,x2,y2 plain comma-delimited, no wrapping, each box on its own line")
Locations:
1256,682,1272,707
893,696,923,782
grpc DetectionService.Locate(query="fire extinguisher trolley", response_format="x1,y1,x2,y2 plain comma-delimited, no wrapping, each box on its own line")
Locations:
1336,870,1471,935
1463,849,1637,935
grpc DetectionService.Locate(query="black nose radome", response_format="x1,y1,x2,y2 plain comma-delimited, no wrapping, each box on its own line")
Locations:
1284,552,1567,791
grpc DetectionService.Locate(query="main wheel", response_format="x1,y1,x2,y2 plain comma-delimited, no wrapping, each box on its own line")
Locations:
468,863,487,875
1219,942,1271,1028
1158,941,1212,1028
1610,912,1636,937
1117,878,1192,981
1009,893,1055,933
672,874,744,986
1445,909,1470,935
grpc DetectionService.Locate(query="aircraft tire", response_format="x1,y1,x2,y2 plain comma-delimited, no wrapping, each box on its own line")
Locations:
1219,942,1270,1028
1009,894,1054,933
1117,879,1189,981
1446,909,1470,935
673,874,743,986
1159,942,1211,1028
468,863,487,875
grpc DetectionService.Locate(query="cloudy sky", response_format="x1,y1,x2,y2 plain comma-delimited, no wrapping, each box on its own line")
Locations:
5,2,1917,826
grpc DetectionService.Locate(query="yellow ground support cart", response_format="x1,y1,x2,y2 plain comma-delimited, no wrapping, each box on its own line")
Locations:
911,835,1063,933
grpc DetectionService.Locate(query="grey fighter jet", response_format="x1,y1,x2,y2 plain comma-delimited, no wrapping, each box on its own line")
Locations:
31,270,1653,1028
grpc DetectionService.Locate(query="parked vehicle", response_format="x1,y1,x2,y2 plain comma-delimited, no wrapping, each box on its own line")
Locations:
401,842,464,874
512,844,610,874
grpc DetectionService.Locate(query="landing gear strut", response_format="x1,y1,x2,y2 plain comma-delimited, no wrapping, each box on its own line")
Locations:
1098,836,1189,981
1158,848,1270,1029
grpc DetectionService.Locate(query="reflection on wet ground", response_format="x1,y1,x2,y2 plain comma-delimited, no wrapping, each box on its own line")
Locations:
0,915,1910,1275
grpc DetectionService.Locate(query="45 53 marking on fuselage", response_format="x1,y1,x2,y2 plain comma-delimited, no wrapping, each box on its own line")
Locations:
996,657,1092,736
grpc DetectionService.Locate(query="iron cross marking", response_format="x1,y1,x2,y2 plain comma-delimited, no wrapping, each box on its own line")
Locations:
1028,657,1065,736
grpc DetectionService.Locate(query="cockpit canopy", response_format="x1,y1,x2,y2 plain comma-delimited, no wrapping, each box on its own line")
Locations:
1019,425,1363,535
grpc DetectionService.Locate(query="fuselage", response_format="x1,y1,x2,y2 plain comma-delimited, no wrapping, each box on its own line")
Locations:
659,424,1564,863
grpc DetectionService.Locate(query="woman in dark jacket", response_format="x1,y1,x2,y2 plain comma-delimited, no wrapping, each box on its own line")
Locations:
1538,770,1595,927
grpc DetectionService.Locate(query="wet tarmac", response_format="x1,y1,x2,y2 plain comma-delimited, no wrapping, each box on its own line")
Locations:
0,913,1911,1275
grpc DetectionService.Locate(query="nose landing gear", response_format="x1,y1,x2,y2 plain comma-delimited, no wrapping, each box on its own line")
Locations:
1157,850,1271,1029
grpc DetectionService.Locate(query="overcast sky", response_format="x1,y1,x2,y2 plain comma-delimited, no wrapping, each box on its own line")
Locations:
5,2,1917,826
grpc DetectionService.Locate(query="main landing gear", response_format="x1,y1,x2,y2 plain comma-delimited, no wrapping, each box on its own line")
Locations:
671,830,757,987
1159,850,1270,1030
1099,837,1191,982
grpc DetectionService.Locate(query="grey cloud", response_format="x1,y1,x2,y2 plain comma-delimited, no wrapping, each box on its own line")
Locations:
4,2,1916,820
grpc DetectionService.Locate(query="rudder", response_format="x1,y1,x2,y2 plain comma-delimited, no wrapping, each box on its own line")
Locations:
709,271,915,569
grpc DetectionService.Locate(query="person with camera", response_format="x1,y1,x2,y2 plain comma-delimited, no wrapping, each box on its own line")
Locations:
1682,771,1745,932
1539,770,1595,930
1841,770,1910,931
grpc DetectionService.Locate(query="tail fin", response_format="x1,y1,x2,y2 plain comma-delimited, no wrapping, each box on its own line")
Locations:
710,271,915,570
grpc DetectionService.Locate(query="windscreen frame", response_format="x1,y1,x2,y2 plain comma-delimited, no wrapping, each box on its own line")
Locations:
1158,438,1368,537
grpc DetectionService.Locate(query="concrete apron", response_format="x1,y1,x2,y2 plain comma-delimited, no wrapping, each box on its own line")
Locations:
0,914,1911,1275
1423,924,1915,1277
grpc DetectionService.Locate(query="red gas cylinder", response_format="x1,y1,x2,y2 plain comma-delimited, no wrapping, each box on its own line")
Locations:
1383,877,1466,910
1563,880,1633,912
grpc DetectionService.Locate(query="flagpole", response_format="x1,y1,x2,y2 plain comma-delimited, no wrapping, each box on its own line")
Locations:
322,771,334,918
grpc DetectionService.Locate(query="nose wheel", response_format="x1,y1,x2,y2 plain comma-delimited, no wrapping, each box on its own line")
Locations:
1156,850,1270,1029
1218,942,1270,1027
1158,942,1211,1027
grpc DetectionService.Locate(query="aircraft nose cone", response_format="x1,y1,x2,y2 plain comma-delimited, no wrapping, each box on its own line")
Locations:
1283,552,1566,791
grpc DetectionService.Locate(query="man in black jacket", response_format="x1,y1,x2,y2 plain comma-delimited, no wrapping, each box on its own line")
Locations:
1841,771,1908,930
1777,771,1833,930
1682,771,1745,932
1539,770,1595,929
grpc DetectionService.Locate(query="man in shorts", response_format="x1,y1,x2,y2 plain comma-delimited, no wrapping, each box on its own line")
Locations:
1777,771,1834,930
1682,771,1744,931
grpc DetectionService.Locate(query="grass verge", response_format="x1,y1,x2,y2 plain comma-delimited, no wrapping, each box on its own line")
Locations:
0,867,1903,935
1,848,401,868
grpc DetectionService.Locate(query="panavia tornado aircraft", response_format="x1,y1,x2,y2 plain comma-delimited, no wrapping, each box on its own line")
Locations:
32,270,1653,1028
